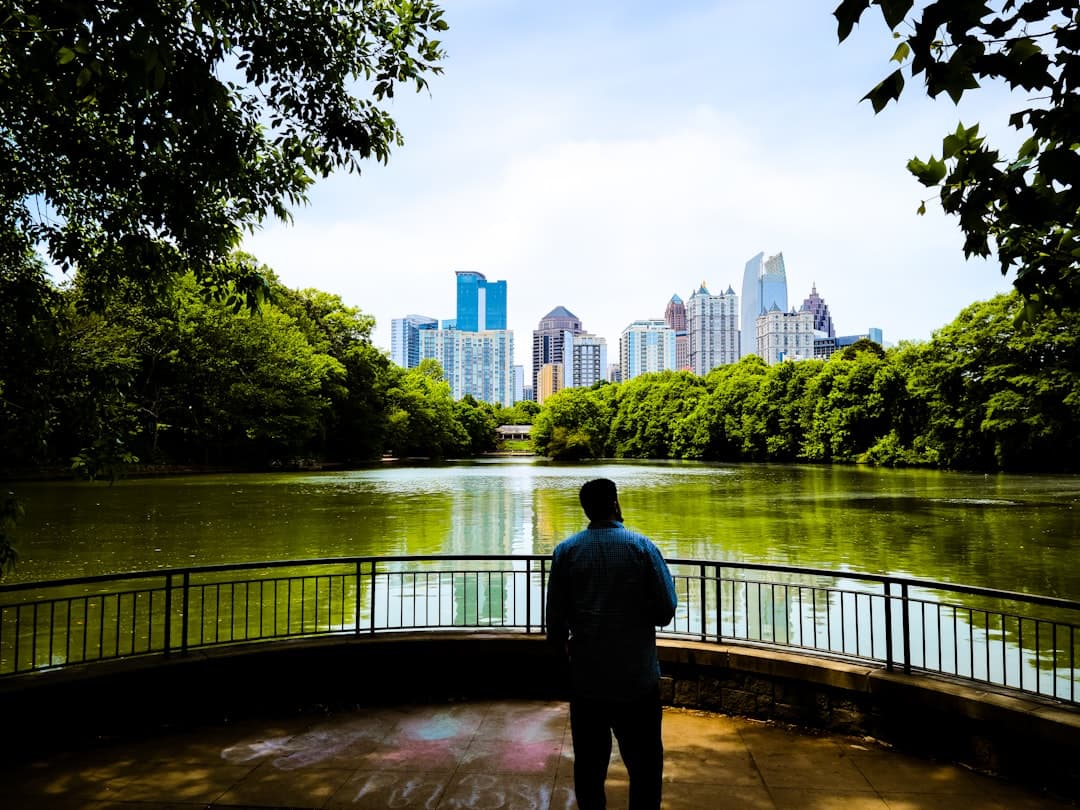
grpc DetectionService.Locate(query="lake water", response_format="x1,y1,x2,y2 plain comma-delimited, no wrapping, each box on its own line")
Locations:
6,459,1079,599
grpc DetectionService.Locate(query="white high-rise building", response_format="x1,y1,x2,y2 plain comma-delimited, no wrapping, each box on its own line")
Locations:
756,304,815,365
619,320,677,381
390,314,438,368
418,328,515,407
686,283,739,376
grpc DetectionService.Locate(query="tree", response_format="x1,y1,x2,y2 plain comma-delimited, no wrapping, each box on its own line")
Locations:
904,292,1080,470
531,387,611,460
835,1,1079,308
1,1,446,301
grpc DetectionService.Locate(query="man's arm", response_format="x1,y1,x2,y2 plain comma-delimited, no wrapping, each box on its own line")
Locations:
647,543,678,627
545,550,570,647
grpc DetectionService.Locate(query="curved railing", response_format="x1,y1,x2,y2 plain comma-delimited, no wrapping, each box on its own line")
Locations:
1,555,1077,706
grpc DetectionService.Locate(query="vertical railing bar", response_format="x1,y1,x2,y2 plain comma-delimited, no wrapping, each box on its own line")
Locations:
369,560,378,633
130,592,138,654
540,558,548,633
164,579,174,657
920,602,927,669
287,578,294,637
952,605,958,675
96,595,105,661
900,583,911,675
67,597,76,664
999,611,1006,686
354,562,362,635
48,600,56,668
884,581,893,672
198,585,205,647
717,574,724,639
525,559,532,634
853,592,859,656
1071,625,1075,704
826,587,832,652
180,571,190,655
113,594,122,658
839,590,846,654
972,609,980,686
1035,620,1042,696
1018,617,1025,692
935,602,942,673
699,564,707,642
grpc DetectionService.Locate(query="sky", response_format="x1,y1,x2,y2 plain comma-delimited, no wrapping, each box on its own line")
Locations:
242,0,1021,375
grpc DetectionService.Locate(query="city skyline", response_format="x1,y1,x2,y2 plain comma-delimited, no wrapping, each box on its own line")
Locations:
394,265,879,382
243,2,1017,370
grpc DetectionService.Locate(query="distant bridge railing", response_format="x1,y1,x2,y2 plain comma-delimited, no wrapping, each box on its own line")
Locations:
1,555,1077,706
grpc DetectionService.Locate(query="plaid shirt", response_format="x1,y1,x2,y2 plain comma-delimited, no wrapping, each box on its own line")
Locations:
546,520,677,701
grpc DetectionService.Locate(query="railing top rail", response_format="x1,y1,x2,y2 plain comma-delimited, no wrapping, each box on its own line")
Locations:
2,554,1078,612
665,558,1080,612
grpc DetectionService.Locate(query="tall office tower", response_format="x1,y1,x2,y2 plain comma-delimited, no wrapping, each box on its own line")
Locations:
686,283,740,376
419,328,515,407
513,365,525,404
740,251,789,358
756,304,815,365
455,270,507,331
619,319,677,381
564,332,608,389
664,294,689,370
390,314,438,368
801,284,835,338
532,306,583,401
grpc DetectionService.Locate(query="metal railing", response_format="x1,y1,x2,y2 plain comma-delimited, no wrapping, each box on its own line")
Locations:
1,555,1077,706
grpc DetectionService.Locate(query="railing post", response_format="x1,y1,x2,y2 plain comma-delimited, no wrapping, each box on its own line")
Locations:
354,561,362,636
714,564,722,643
525,558,532,634
369,560,378,634
699,563,707,642
901,582,911,675
540,557,547,634
163,573,173,658
884,580,893,672
180,571,190,655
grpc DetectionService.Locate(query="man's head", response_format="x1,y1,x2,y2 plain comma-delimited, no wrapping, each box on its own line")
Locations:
579,478,621,522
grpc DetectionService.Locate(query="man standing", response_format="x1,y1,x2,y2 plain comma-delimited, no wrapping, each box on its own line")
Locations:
546,478,678,810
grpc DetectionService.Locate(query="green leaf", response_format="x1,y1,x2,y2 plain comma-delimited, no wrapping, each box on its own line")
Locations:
890,41,911,63
56,46,76,65
907,155,947,186
834,0,872,41
862,68,905,112
879,0,915,29
917,200,927,215
1009,37,1040,61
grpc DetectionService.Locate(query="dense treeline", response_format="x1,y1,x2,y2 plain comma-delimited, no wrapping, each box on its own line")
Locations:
4,245,1077,478
0,251,538,476
533,293,1080,472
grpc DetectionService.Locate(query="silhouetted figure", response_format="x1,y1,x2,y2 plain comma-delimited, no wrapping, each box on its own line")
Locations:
546,478,678,810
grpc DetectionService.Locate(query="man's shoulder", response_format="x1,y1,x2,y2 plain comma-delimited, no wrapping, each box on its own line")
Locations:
553,525,661,554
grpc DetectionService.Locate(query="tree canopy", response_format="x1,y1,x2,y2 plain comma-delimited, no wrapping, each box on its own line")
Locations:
835,1,1079,309
0,1,446,302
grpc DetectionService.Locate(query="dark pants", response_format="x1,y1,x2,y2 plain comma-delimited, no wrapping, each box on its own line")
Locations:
569,686,663,810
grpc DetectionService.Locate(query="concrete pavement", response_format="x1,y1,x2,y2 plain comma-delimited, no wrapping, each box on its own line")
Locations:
3,699,1074,809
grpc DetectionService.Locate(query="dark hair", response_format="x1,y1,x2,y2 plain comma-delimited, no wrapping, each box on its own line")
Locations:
579,478,618,521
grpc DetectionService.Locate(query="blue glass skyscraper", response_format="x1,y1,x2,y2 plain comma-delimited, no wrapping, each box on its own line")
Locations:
456,270,507,331
740,251,788,358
